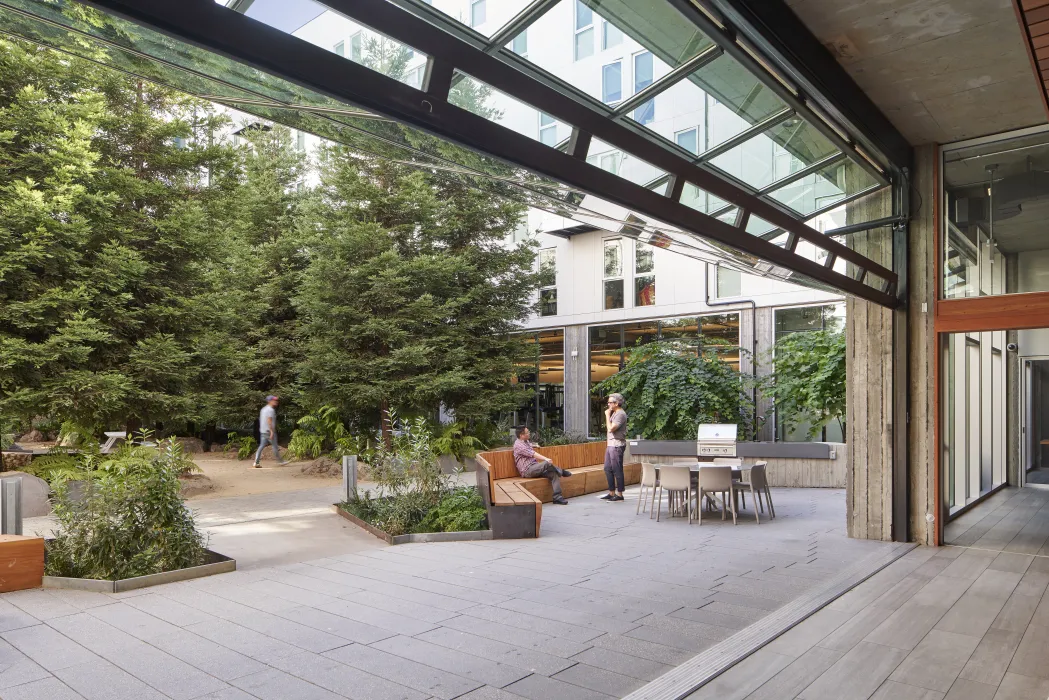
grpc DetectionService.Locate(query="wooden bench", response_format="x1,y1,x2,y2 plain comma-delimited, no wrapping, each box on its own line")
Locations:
475,442,642,538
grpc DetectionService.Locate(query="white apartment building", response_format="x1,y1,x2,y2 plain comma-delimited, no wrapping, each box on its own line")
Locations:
282,0,846,440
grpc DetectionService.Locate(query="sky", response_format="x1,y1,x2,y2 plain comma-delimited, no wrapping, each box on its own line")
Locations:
226,0,327,34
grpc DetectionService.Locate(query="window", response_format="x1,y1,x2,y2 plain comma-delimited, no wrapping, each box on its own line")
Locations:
334,40,345,57
405,65,425,90
633,51,655,125
539,248,557,316
512,30,527,56
350,33,362,62
172,136,187,149
588,315,740,435
675,127,698,156
587,150,622,175
603,239,624,309
512,330,565,432
471,0,486,27
295,130,306,151
539,113,558,146
717,266,741,298
602,20,623,50
773,303,845,442
602,61,622,103
511,216,530,243
574,1,594,60
635,242,655,306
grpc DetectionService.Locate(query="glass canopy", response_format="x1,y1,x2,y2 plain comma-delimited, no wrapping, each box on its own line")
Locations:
0,0,900,305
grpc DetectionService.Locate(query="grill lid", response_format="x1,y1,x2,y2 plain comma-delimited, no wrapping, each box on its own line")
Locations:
696,424,738,442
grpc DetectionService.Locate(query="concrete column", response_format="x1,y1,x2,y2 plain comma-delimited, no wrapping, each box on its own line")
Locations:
562,324,590,436
908,145,938,546
753,306,776,442
845,169,894,541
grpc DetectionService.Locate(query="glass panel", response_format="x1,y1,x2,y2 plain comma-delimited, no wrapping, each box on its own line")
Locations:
633,51,654,125
587,138,666,187
675,128,699,156
423,0,533,37
539,289,558,316
604,279,624,309
708,117,839,191
746,215,776,236
648,53,788,149
515,0,709,105
717,267,741,297
769,160,880,217
681,182,729,215
603,20,623,50
602,62,622,103
635,275,655,306
943,129,1049,299
603,239,623,277
635,241,654,274
539,248,556,285
512,31,528,56
659,317,698,341
450,72,573,146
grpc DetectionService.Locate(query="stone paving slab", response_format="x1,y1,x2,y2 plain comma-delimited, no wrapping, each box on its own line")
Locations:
0,485,899,699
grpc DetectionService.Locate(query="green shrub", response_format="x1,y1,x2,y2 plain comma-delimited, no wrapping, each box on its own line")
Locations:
45,439,208,580
224,432,258,461
418,487,487,533
532,426,591,446
288,405,375,463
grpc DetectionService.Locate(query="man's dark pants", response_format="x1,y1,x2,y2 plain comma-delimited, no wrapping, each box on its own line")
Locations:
522,460,567,499
604,445,626,492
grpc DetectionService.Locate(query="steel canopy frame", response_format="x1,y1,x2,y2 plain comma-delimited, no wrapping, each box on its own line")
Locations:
81,0,898,307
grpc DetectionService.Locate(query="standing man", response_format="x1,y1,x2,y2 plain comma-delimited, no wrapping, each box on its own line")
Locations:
253,395,286,467
601,393,628,501
513,426,572,505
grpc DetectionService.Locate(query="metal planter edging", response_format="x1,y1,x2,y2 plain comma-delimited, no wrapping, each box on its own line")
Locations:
333,505,493,544
42,549,236,593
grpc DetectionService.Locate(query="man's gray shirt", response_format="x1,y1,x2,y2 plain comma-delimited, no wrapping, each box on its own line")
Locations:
260,405,276,437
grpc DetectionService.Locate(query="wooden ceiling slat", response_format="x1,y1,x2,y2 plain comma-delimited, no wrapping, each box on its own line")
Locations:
1034,33,1049,48
1024,0,1049,10
1036,45,1049,60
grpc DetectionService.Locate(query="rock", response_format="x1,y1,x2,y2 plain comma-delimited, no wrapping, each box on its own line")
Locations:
179,473,215,498
1,454,32,470
176,437,205,454
0,472,51,517
17,430,43,443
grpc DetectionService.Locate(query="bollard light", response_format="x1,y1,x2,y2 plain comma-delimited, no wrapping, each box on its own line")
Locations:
0,477,23,535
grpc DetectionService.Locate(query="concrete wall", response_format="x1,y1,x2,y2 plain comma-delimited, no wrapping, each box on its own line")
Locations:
563,325,589,436
636,446,847,488
845,176,894,541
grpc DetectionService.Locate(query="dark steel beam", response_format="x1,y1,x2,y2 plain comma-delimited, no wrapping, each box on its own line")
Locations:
81,0,897,306
700,0,912,172
824,215,907,238
697,107,794,162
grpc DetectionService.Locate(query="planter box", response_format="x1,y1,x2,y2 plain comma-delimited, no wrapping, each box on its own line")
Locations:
333,505,493,545
42,549,235,593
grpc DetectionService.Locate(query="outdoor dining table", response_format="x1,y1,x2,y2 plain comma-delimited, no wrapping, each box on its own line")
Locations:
654,461,751,517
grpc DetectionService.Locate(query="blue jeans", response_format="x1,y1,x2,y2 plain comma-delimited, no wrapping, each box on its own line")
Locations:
254,432,280,464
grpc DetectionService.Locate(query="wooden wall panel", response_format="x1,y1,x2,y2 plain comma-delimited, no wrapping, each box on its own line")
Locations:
936,291,1049,332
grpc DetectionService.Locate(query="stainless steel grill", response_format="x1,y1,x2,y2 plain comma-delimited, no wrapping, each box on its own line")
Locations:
697,424,738,458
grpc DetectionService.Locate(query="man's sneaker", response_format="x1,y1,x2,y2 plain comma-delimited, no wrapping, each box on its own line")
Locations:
600,494,615,501
252,463,261,468
612,495,625,501
553,496,569,505
278,461,289,466
561,470,572,477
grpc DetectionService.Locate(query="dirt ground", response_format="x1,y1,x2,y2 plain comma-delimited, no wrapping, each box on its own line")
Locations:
185,454,341,501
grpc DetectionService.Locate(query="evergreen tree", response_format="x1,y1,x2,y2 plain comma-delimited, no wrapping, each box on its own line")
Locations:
296,149,538,437
0,39,237,432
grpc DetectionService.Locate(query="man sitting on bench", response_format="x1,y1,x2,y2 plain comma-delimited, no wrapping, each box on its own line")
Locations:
513,426,571,505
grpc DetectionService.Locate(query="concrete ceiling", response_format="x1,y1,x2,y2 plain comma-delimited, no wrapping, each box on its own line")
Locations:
785,0,1048,145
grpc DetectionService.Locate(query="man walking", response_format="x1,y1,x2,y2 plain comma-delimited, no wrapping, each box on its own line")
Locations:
513,426,571,505
601,393,628,501
253,395,287,467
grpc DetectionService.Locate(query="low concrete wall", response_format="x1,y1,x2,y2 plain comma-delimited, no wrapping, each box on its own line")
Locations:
630,442,847,489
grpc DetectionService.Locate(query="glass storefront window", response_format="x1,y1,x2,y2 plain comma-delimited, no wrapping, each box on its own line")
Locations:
513,330,565,432
603,238,624,309
943,128,1049,299
588,314,741,435
539,248,557,316
773,303,844,442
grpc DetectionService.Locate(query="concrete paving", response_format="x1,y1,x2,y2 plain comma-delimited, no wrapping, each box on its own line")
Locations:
2,485,897,699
